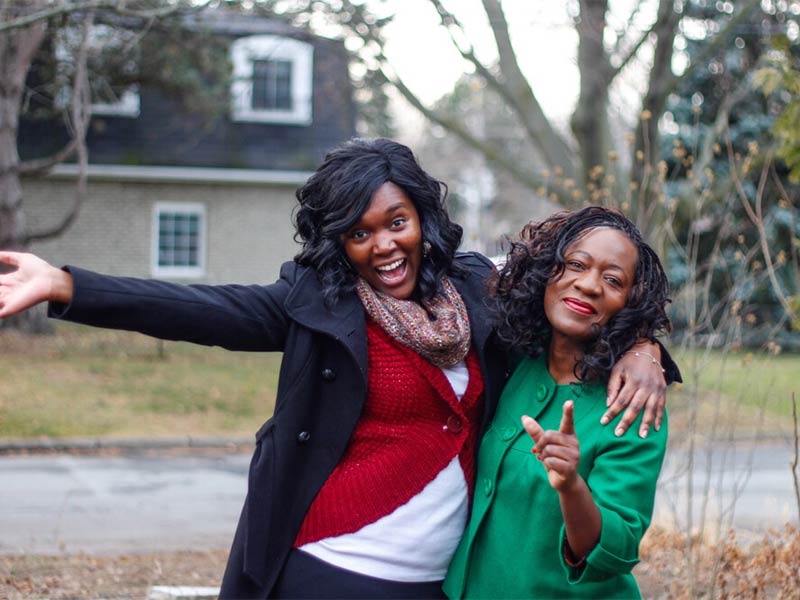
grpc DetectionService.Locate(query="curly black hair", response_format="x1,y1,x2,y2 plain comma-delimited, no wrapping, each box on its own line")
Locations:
293,138,464,305
492,206,671,382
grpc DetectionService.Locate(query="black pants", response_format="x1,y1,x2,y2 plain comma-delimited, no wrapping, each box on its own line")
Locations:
270,549,447,599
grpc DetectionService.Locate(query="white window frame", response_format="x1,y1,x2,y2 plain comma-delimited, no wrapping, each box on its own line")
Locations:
151,202,207,279
55,24,141,119
90,85,141,118
230,35,313,125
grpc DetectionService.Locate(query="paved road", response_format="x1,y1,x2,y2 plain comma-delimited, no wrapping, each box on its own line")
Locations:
654,438,799,535
0,452,249,555
0,440,797,555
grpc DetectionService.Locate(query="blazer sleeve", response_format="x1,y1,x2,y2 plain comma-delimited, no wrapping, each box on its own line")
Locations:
658,341,682,384
47,263,298,352
560,410,668,584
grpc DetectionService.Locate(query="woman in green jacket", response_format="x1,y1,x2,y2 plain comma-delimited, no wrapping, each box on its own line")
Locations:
445,206,672,599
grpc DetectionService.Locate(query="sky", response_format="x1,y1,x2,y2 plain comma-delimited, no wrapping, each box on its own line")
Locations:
375,1,580,131
367,0,658,140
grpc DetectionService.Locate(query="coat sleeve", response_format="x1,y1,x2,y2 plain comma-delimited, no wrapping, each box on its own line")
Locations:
47,263,298,352
560,410,668,584
657,341,682,384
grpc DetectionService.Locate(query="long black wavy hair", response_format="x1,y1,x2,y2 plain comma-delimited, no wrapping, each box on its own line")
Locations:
293,138,464,305
492,206,671,383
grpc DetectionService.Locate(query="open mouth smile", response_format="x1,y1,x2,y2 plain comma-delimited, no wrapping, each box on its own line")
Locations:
375,258,407,283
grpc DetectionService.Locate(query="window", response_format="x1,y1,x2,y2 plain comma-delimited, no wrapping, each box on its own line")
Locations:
152,203,206,278
55,24,141,118
230,35,313,125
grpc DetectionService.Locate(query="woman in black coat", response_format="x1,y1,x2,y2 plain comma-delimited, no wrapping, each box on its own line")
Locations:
0,138,675,599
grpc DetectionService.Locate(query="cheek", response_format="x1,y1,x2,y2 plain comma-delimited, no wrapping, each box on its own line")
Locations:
543,284,558,320
604,294,629,322
343,242,368,271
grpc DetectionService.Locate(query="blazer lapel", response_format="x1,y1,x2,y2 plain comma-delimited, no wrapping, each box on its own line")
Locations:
452,268,492,358
284,269,368,383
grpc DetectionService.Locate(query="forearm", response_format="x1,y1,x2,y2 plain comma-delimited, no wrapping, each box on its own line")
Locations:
558,476,601,559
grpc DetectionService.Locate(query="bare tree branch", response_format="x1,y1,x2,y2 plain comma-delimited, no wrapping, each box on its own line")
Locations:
479,0,577,178
0,0,210,33
18,139,78,175
24,11,92,243
728,141,797,321
792,392,800,521
378,61,544,191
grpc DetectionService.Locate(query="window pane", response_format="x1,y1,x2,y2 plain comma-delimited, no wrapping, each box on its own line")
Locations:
251,58,293,111
275,60,292,110
157,211,202,269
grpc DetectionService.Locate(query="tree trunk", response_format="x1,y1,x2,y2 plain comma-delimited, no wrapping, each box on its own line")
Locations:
629,0,680,239
571,0,614,191
0,5,46,250
0,4,49,332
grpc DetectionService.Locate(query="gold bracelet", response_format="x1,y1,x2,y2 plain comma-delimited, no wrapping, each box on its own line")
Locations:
625,350,665,374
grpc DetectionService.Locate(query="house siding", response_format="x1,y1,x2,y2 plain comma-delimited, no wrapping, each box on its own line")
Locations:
23,177,300,284
19,36,354,172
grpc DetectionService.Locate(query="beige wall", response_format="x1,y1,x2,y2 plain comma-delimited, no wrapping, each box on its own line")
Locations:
22,176,301,285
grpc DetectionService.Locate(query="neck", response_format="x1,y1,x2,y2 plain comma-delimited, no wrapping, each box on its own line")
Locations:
547,333,582,384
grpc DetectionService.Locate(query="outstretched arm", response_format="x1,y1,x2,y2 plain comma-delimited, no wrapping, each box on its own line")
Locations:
0,252,73,318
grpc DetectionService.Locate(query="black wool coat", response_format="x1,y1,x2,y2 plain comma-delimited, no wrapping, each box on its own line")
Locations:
49,252,509,599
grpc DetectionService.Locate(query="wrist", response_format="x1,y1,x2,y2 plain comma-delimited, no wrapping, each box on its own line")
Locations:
624,349,665,375
49,267,73,304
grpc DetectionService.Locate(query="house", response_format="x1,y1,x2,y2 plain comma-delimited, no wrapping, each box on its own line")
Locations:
19,11,356,285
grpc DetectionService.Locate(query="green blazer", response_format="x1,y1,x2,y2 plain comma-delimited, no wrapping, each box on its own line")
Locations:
444,355,668,599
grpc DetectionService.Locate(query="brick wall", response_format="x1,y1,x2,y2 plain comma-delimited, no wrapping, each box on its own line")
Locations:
22,177,301,285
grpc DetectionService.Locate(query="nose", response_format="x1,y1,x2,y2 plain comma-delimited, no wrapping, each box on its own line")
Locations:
574,269,601,296
373,231,397,254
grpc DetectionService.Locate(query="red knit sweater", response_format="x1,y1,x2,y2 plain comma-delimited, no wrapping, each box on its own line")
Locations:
294,320,484,546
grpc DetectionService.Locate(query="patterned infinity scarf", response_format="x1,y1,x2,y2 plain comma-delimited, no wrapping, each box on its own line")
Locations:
355,276,471,368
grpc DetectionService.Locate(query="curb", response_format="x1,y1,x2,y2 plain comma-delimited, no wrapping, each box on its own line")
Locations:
0,435,255,455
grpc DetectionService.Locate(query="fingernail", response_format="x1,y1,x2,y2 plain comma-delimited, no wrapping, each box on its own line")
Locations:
639,429,648,439
655,424,660,432
531,447,539,454
615,427,624,437
600,416,608,425
606,396,612,407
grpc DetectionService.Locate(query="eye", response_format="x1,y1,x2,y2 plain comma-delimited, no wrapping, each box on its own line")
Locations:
391,217,407,228
566,260,584,270
349,230,368,241
605,276,623,288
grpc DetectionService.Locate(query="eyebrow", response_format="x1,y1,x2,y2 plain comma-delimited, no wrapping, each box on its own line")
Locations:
384,202,408,214
569,250,627,274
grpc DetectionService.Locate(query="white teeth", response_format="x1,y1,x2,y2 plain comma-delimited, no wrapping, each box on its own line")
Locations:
376,259,404,272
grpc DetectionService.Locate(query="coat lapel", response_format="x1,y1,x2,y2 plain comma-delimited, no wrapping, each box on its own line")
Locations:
452,266,492,358
284,268,368,382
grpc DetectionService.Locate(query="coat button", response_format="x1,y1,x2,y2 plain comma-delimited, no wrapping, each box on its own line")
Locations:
502,427,516,441
321,368,336,381
536,384,548,401
445,415,463,434
484,478,493,496
297,431,311,443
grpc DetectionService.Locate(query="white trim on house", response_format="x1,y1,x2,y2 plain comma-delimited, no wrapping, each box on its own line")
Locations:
46,163,313,185
230,34,313,125
151,201,207,279
91,86,141,118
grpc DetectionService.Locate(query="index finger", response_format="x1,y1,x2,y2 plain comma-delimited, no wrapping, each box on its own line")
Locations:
559,401,575,435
